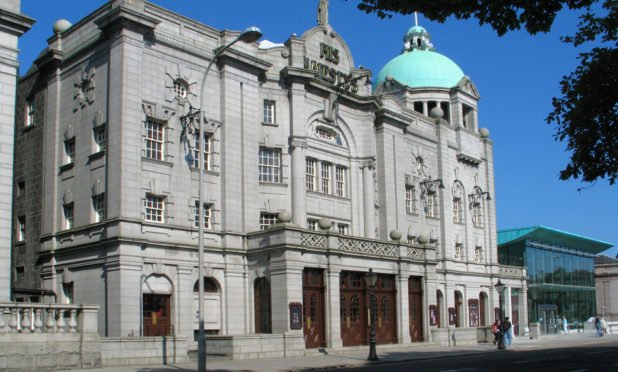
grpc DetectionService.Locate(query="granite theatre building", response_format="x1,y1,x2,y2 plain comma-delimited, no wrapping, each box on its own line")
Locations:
12,0,525,354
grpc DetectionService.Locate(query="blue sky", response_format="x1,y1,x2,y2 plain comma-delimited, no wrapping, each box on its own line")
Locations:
18,0,616,257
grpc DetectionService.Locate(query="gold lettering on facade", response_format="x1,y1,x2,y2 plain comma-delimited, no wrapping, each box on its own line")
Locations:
303,41,357,93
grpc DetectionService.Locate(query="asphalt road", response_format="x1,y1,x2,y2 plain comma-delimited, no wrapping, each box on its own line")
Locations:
320,341,618,372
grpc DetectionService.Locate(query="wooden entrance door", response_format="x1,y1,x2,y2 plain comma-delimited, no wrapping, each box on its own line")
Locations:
409,277,424,342
340,272,364,346
143,294,171,336
303,268,325,348
373,275,397,344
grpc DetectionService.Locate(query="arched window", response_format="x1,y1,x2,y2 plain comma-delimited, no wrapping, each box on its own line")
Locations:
192,277,221,337
193,277,218,292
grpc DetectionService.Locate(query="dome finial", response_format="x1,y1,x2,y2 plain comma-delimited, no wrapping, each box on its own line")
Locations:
403,23,434,53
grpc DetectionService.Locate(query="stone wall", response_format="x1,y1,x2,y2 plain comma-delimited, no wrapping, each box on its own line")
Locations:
205,333,305,360
100,337,188,366
0,333,101,371
431,327,479,346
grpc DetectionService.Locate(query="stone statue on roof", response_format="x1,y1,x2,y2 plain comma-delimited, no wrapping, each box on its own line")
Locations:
318,0,329,26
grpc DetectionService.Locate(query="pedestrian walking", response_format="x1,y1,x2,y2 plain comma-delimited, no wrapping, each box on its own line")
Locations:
491,320,500,345
562,316,568,334
502,317,512,345
595,317,603,337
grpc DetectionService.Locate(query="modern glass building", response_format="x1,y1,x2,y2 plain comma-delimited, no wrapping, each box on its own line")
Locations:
498,226,613,334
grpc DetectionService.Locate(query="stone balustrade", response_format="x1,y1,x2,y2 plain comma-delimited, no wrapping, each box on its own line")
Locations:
247,223,436,262
498,264,526,278
0,303,98,334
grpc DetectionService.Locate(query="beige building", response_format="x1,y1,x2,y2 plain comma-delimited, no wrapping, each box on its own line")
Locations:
12,0,524,356
595,254,618,322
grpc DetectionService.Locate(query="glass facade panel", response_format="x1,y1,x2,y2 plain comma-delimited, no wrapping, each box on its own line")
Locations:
519,240,596,330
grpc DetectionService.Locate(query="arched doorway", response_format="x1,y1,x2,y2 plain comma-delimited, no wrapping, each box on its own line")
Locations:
193,277,221,339
254,277,271,333
142,274,173,336
454,291,463,327
479,292,488,326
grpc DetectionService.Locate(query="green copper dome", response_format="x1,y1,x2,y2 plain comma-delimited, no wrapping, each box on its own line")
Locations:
374,26,464,90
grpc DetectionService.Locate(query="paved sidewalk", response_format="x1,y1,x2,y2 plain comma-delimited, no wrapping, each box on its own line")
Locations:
61,331,617,372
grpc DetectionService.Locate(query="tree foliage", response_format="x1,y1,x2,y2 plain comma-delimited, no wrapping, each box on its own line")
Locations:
353,0,617,185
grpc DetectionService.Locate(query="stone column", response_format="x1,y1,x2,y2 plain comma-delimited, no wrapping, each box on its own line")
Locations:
397,269,411,343
361,160,376,239
0,1,34,301
176,266,195,339
325,262,342,348
290,138,307,226
269,256,303,334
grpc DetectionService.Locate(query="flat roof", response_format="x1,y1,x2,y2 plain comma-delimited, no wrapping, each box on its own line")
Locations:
497,225,613,254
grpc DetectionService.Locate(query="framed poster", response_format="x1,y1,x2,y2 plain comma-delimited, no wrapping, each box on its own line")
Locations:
289,302,302,330
448,307,456,325
468,299,479,327
429,305,438,326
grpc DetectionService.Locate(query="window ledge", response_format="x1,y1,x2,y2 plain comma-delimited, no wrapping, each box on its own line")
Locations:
259,182,288,188
22,124,35,133
261,121,278,127
59,162,74,172
88,151,105,161
426,216,441,221
306,190,350,200
142,157,173,167
190,167,220,176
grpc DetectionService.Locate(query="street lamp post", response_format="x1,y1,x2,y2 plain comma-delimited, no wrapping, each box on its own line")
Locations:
494,279,506,350
196,26,262,372
364,268,379,361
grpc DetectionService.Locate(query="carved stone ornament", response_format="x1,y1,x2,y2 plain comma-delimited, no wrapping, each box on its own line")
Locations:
73,67,95,111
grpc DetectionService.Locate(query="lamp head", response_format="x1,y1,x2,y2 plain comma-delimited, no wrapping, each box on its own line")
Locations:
239,26,263,43
365,268,378,288
495,279,504,292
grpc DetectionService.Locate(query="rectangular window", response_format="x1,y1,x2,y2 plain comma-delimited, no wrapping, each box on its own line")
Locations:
306,158,316,191
321,163,330,193
472,204,482,227
475,246,482,262
64,138,75,164
258,148,281,183
17,216,26,241
25,98,34,127
336,223,349,235
335,166,346,197
454,243,462,260
63,203,74,230
193,132,214,170
453,197,463,223
426,193,437,218
16,266,25,281
144,195,164,223
263,100,275,124
17,182,25,198
405,185,415,213
94,125,106,152
259,212,278,230
307,219,318,231
145,120,164,160
194,201,212,229
93,194,105,223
